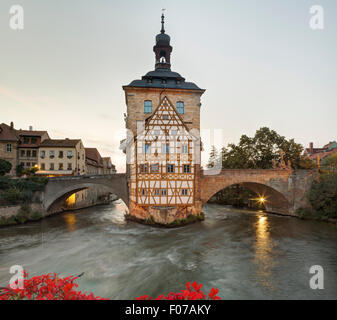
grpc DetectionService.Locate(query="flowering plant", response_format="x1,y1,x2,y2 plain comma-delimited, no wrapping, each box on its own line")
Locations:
136,281,221,300
0,270,106,300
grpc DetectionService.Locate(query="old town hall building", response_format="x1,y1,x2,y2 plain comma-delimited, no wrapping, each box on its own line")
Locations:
122,14,205,224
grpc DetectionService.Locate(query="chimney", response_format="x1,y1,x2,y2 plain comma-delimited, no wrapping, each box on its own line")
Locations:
10,122,14,129
29,126,33,131
309,142,313,154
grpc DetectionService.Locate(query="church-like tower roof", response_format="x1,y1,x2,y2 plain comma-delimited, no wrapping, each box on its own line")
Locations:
124,14,204,92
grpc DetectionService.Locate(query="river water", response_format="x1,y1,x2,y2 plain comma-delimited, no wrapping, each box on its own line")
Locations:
0,202,336,300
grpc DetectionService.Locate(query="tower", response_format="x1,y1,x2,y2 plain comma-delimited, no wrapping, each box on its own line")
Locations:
122,14,205,225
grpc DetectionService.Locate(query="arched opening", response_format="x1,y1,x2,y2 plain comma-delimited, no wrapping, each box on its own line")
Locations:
205,182,290,215
46,184,127,214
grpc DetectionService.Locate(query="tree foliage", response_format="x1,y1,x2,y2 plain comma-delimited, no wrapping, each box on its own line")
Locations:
308,173,337,219
321,152,337,173
209,127,310,169
0,159,12,176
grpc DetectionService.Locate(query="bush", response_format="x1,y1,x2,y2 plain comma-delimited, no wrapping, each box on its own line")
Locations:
308,173,337,220
0,187,23,204
0,159,12,176
16,204,32,224
30,210,43,221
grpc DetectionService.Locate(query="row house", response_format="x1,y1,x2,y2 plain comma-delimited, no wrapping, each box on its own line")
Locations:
85,148,104,174
304,141,337,165
17,127,50,169
37,139,86,176
0,122,19,175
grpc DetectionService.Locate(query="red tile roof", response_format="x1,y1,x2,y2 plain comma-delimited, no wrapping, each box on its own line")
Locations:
0,123,19,142
40,139,81,147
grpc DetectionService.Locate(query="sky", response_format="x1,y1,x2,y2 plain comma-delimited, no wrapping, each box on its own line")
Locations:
0,0,336,172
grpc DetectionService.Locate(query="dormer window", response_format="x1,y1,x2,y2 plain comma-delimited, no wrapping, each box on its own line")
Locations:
144,100,152,114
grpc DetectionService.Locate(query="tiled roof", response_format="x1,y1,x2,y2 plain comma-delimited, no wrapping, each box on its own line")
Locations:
40,139,81,147
0,123,19,142
85,148,103,166
17,130,49,137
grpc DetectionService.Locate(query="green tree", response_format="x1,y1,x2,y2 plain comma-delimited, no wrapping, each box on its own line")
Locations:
16,163,24,177
308,173,337,219
321,153,337,173
0,159,12,176
220,127,306,169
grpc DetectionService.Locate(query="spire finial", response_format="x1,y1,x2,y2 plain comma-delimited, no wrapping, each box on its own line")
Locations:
161,9,166,34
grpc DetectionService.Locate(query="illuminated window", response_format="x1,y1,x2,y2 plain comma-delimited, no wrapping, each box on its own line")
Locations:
177,101,184,114
144,100,152,113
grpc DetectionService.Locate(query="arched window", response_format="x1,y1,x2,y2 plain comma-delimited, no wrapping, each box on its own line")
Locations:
144,100,152,114
177,101,184,114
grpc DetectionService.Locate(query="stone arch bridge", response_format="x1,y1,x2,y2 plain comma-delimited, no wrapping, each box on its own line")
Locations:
41,170,315,216
200,169,316,215
42,174,128,212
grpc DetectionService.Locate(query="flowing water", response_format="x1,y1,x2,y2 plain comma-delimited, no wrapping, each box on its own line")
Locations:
0,202,336,299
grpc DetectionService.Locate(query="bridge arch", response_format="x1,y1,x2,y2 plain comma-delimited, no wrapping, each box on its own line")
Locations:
200,170,295,215
43,174,128,212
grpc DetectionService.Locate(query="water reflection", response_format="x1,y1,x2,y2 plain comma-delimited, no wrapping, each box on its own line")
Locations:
62,213,77,232
253,214,276,291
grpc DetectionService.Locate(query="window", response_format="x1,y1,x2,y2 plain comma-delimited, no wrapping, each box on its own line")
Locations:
162,143,170,154
67,163,72,170
26,162,30,167
140,164,148,173
141,189,146,196
154,189,160,196
31,137,37,144
41,163,45,170
50,151,54,158
177,101,184,114
67,151,72,158
150,163,159,173
181,145,188,154
154,130,160,136
183,164,191,173
50,163,54,170
161,189,167,196
23,137,29,144
181,189,189,196
171,130,177,136
144,143,151,154
20,162,24,166
21,150,25,157
59,163,63,170
6,144,12,152
27,150,31,157
59,151,63,158
167,164,174,173
32,150,37,157
32,163,36,167
162,114,169,120
40,151,45,158
144,100,152,113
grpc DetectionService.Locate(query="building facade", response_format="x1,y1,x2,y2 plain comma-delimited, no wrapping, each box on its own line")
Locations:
17,127,50,169
304,141,337,165
122,14,205,224
85,148,103,175
37,139,86,176
0,122,19,175
102,157,116,174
